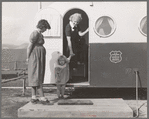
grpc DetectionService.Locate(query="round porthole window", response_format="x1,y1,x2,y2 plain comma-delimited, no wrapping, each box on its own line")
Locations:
94,16,116,37
139,16,147,36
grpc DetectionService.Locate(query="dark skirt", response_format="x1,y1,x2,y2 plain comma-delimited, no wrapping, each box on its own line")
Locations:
28,45,46,86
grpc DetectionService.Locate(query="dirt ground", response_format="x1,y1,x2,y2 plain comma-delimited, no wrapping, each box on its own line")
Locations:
1,79,147,118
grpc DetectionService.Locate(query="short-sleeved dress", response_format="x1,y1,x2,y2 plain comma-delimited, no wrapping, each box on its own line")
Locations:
65,23,81,56
28,30,46,87
54,55,69,85
65,23,81,68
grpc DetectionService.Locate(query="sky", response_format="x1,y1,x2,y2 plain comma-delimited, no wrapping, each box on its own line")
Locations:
2,2,146,45
2,2,52,45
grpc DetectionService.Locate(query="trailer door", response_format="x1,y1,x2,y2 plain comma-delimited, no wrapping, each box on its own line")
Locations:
63,8,89,85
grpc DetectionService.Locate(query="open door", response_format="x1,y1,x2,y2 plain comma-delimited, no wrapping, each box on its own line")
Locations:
63,9,89,85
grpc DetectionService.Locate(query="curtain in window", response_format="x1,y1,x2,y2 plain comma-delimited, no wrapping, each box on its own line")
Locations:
95,18,104,34
140,17,147,29
140,17,147,35
107,17,114,33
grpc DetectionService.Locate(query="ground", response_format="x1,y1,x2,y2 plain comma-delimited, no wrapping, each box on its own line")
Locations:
1,78,147,118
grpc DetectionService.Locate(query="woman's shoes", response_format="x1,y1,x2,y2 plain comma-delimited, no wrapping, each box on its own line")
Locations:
30,99,39,104
30,98,52,105
39,97,53,105
39,100,52,105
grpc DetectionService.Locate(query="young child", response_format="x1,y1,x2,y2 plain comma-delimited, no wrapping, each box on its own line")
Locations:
54,54,72,99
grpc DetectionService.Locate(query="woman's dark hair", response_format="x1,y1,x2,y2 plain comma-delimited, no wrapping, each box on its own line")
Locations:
36,19,51,30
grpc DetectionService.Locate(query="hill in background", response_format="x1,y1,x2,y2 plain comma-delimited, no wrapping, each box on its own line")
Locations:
15,43,29,49
2,44,18,49
2,43,29,49
2,43,28,70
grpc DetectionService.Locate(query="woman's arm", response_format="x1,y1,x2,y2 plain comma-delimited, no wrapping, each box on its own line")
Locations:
78,28,89,36
65,24,75,56
66,36,75,55
26,31,38,61
27,42,34,60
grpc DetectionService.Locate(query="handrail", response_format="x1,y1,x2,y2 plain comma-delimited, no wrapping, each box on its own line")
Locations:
134,69,139,118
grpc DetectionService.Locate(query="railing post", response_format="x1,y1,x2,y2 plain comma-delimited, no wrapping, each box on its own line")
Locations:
134,69,139,117
14,61,17,70
22,78,25,96
22,70,26,96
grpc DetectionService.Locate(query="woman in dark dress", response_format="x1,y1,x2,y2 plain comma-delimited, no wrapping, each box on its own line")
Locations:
65,13,89,79
27,19,51,104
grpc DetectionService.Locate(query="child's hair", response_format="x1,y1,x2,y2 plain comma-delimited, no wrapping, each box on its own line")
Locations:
57,55,67,65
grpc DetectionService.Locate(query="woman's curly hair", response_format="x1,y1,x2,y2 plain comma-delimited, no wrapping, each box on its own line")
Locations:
36,19,51,30
69,13,82,23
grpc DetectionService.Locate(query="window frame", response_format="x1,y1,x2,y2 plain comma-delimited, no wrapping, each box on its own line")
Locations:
138,16,147,37
93,16,116,38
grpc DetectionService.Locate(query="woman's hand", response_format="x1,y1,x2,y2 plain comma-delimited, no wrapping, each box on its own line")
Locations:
86,28,89,32
78,28,89,36
70,50,75,57
69,49,74,55
67,54,75,62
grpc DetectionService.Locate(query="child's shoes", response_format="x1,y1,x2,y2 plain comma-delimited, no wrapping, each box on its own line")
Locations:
31,97,53,105
39,100,51,105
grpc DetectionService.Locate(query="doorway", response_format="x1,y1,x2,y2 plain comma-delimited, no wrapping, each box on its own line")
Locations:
63,8,89,84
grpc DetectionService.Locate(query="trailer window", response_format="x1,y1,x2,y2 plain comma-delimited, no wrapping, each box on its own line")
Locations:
139,16,147,36
94,16,116,37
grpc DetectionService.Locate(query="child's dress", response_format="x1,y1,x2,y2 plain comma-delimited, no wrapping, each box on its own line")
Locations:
54,55,69,85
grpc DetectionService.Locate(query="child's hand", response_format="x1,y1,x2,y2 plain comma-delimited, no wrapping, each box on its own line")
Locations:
68,54,75,61
67,54,73,62
67,57,70,61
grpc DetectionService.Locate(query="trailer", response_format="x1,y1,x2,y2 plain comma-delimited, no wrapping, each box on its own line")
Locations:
34,2,147,88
